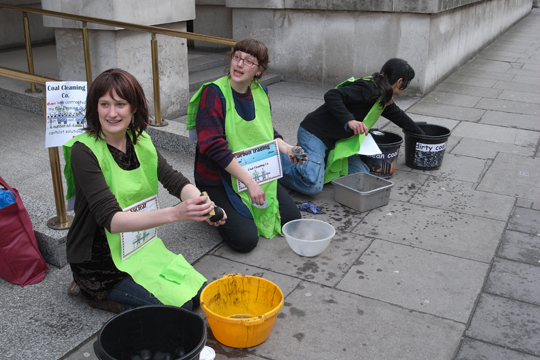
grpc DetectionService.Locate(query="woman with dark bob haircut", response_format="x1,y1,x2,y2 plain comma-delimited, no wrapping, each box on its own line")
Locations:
186,38,302,253
279,58,425,195
63,68,226,313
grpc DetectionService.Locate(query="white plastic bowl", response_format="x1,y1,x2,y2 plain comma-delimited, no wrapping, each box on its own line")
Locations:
282,219,335,257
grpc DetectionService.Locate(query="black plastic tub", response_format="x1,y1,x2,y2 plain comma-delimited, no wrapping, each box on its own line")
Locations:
403,124,451,170
93,305,206,360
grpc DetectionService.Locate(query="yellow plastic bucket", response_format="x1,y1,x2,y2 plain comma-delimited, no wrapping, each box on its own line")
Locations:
200,274,284,348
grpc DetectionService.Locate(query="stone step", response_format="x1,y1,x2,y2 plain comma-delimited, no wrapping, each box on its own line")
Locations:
188,50,228,74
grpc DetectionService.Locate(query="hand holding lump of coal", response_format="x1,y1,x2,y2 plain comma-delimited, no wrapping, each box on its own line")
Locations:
293,147,307,161
200,191,224,222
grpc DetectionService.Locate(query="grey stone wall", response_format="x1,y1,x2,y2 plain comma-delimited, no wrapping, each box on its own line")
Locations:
226,0,487,14
194,0,232,51
226,0,532,95
0,0,54,50
41,0,194,119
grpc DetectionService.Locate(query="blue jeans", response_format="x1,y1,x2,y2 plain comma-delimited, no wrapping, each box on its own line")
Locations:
106,276,205,311
280,126,369,195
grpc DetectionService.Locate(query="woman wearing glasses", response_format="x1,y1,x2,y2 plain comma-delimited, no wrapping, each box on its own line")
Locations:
279,58,425,195
187,38,302,253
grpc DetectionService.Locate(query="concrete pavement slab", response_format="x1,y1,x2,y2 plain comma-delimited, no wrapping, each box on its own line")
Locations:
494,38,539,47
423,91,482,108
0,266,113,360
410,178,515,222
337,239,489,323
493,80,540,94
513,74,540,84
409,153,487,183
460,58,513,74
466,293,540,356
434,81,503,99
479,110,540,131
517,198,535,208
0,145,52,185
498,230,540,267
407,101,485,122
498,89,540,104
517,57,540,65
242,281,465,360
507,207,540,234
475,98,540,116
6,169,62,206
444,73,499,88
214,230,371,287
454,68,515,82
476,52,521,62
290,184,369,231
478,154,540,202
485,257,540,306
212,186,372,286
264,80,332,100
356,201,506,263
456,337,540,360
507,67,540,77
523,63,540,71
450,137,536,159
192,254,302,294
270,93,323,143
451,121,540,147
388,171,430,203
486,43,537,53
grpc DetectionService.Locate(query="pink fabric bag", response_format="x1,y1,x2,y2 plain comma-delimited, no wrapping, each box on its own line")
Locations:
0,176,49,286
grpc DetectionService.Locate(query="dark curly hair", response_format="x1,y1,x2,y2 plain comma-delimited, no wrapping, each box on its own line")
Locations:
84,68,149,144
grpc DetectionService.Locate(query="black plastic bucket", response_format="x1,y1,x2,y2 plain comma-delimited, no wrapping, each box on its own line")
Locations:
93,305,206,360
404,124,451,170
360,131,403,179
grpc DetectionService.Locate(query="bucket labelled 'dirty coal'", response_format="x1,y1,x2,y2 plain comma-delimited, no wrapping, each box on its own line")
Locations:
404,124,451,170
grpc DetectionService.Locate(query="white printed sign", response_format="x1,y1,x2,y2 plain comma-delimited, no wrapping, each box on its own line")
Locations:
120,195,159,261
45,81,87,148
233,140,282,192
415,142,447,152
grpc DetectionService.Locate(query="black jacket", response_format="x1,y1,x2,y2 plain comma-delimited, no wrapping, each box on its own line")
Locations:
300,79,423,150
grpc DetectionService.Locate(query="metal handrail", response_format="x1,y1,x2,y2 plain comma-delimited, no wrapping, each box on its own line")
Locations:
0,66,57,84
0,3,237,230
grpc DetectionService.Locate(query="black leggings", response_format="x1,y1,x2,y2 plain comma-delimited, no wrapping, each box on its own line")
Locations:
198,183,301,253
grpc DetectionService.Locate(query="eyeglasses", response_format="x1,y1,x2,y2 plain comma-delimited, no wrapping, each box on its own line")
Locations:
231,53,259,67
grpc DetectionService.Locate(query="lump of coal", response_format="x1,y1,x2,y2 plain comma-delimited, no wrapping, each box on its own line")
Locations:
209,206,224,222
139,349,152,360
293,147,307,160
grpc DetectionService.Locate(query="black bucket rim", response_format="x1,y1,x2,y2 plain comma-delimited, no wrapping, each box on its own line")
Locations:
371,130,403,146
403,124,451,141
94,304,207,360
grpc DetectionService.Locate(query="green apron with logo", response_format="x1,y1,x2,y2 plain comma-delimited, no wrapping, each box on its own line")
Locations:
324,77,386,183
187,76,281,238
63,132,206,307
